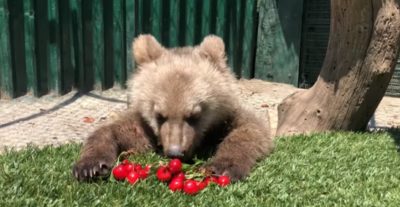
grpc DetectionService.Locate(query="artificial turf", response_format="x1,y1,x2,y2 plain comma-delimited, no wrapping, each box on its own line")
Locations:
1,131,400,206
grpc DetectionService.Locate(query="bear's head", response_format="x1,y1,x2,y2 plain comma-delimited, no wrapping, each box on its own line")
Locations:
128,34,239,160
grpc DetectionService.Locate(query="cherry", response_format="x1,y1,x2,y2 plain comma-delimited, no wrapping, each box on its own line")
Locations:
168,159,182,174
168,177,184,192
204,176,218,185
138,169,149,179
173,172,186,181
183,180,200,195
196,180,207,191
112,164,127,181
144,164,152,172
134,164,143,172
126,171,140,184
122,159,130,165
123,163,135,173
156,166,172,182
217,176,231,187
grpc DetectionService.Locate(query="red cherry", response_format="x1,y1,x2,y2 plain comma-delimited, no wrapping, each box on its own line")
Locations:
123,163,135,173
112,164,127,181
134,164,143,172
217,176,231,187
183,180,200,195
168,159,182,174
173,172,186,181
204,176,218,185
122,159,130,165
144,164,152,172
126,171,140,184
138,169,149,179
196,180,207,191
168,177,184,192
156,166,172,182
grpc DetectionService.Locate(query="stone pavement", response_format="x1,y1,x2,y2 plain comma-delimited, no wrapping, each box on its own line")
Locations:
1,79,399,154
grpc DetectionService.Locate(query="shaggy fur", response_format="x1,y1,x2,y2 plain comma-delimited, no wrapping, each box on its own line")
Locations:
72,34,274,182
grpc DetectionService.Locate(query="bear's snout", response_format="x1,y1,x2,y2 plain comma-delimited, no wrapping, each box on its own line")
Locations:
165,144,184,158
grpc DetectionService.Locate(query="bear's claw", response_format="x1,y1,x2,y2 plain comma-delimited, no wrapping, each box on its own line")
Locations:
72,158,113,182
204,158,251,182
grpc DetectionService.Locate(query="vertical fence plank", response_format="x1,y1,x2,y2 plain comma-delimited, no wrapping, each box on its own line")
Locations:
82,0,94,91
92,0,104,89
125,0,135,76
113,0,125,86
215,0,227,41
135,0,143,35
59,0,74,94
9,0,27,97
240,0,257,78
184,0,195,45
167,0,179,47
103,0,114,89
48,0,61,93
34,0,49,96
200,0,210,39
0,0,13,98
150,0,161,40
70,0,85,91
232,0,245,77
226,1,236,73
254,0,303,86
23,0,37,96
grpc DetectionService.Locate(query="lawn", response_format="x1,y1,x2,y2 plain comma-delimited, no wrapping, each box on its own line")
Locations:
1,131,400,207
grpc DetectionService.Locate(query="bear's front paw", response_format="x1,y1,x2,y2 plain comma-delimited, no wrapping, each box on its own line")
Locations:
72,157,114,182
204,158,251,182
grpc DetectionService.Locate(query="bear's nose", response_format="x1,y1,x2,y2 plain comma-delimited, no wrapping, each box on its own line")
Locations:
166,145,184,158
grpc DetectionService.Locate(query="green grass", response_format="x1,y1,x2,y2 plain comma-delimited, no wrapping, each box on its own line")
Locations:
2,131,400,206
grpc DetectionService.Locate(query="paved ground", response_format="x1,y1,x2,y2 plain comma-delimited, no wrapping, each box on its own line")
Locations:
1,79,399,153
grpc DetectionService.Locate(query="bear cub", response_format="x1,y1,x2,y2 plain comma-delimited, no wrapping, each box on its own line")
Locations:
72,34,274,182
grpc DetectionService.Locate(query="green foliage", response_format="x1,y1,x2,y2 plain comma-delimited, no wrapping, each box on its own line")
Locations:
1,132,400,206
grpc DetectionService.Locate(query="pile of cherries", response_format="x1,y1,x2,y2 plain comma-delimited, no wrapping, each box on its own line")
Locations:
112,158,231,195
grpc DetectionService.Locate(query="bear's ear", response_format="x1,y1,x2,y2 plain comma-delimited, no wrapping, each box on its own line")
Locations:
132,34,166,65
198,35,228,70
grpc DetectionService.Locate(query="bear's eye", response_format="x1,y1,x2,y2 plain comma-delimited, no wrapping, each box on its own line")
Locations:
156,113,167,125
185,114,200,126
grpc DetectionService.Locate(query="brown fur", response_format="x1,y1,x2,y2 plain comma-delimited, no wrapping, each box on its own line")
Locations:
72,34,274,182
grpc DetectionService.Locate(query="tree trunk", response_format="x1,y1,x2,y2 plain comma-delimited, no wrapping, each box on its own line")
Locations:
277,0,400,136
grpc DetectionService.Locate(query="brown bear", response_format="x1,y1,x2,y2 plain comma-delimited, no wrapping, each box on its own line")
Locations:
72,34,274,182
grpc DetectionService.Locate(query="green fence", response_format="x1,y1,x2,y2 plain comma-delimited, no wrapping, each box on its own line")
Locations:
0,0,260,98
2,0,399,99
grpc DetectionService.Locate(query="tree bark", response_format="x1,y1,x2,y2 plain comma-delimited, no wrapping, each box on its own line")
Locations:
277,0,400,136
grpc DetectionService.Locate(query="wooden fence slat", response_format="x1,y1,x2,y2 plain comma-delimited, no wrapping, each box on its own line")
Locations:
70,0,85,91
125,0,135,76
82,0,95,91
103,0,114,89
113,0,125,87
92,0,104,89
200,0,210,40
0,0,13,98
48,0,61,93
23,0,37,96
59,0,74,94
164,0,179,47
184,0,195,45
34,0,49,96
215,0,227,42
241,0,258,78
254,0,304,86
9,0,27,97
150,0,161,40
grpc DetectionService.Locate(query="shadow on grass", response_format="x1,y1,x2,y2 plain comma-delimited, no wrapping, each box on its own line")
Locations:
370,127,400,152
